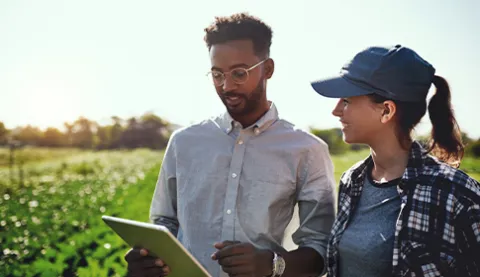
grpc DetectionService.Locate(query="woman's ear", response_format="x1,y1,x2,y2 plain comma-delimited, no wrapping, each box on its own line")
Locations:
380,100,397,124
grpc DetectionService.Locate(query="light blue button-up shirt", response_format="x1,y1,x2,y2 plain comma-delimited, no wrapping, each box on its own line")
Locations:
150,102,336,277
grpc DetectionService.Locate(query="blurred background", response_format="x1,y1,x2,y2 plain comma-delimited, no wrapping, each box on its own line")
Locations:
1,0,479,276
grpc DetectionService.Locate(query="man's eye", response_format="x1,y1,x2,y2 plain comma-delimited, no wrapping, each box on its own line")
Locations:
212,72,223,79
342,99,349,106
232,70,247,78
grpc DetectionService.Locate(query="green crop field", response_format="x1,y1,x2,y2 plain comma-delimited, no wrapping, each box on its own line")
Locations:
0,147,478,276
0,148,163,277
0,147,85,168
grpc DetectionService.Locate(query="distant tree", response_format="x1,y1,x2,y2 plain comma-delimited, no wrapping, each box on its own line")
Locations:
71,117,95,149
64,122,74,147
139,113,170,149
120,117,142,148
116,113,170,149
0,121,8,145
41,127,65,147
461,131,473,146
109,116,124,149
465,139,480,158
12,125,43,146
95,125,111,150
310,127,349,154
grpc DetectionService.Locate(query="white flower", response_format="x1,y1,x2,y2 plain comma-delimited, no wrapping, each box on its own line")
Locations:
28,200,39,208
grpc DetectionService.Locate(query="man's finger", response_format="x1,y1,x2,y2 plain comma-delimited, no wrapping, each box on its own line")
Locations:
162,265,171,275
214,240,241,250
212,241,242,259
139,248,149,256
125,248,151,262
212,243,243,260
218,253,251,267
213,243,252,260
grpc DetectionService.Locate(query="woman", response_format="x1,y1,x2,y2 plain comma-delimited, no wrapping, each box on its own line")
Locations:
310,45,480,277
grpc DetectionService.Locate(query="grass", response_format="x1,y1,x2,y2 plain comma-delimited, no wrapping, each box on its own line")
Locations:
331,149,370,181
0,146,85,167
459,156,480,181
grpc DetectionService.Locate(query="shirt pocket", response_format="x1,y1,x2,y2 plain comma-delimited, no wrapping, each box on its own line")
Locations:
239,180,296,224
246,179,296,205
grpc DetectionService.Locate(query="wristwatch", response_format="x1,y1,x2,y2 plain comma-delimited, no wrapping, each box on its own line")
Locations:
270,251,286,276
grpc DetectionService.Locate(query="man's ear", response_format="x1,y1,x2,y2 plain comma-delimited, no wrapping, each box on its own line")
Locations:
380,100,397,124
264,58,274,79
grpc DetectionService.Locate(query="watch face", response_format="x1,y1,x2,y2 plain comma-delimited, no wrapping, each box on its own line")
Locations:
278,256,286,274
274,254,286,275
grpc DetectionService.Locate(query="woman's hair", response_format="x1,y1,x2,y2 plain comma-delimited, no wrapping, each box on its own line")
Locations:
368,75,464,167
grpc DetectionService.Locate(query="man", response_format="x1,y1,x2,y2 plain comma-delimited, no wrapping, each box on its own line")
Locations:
125,13,336,277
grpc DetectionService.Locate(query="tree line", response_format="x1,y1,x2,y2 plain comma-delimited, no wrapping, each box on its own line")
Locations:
1,116,479,157
0,113,174,150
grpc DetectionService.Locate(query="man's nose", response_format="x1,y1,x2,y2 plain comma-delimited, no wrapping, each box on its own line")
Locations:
222,75,238,92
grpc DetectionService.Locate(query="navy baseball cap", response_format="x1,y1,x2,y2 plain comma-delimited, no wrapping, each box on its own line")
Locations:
310,45,436,102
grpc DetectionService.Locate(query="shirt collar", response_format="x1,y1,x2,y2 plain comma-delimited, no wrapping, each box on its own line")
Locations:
398,140,427,192
346,140,428,194
217,101,279,134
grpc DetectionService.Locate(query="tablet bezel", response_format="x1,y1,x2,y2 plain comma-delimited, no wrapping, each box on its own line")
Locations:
101,215,212,277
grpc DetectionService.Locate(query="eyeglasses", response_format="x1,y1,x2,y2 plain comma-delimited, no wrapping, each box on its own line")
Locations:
206,59,267,87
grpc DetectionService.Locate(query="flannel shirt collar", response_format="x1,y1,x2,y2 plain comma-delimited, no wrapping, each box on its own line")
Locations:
343,140,427,197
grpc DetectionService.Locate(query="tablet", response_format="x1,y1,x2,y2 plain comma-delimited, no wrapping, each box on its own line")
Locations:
101,215,212,277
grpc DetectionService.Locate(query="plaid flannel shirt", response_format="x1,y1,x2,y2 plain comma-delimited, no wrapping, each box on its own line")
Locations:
326,141,480,277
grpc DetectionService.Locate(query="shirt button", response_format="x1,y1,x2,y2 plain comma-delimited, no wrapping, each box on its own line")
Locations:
232,173,237,178
238,140,243,145
226,209,232,214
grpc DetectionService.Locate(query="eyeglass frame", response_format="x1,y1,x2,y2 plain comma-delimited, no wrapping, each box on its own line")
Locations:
206,59,268,87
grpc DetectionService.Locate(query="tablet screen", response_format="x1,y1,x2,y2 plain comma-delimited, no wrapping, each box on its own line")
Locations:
102,215,211,277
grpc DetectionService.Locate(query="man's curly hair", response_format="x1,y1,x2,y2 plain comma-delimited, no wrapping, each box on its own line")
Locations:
204,12,273,58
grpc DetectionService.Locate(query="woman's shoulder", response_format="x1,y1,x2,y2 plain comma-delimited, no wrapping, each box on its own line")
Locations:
419,155,480,204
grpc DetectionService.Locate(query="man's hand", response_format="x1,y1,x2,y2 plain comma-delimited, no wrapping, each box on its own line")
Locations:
124,247,170,277
211,241,273,277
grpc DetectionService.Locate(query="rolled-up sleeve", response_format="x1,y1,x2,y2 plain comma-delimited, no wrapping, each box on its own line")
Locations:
149,132,179,236
292,141,336,275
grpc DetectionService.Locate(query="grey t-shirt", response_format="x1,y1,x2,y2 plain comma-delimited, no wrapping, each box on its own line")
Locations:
338,166,401,277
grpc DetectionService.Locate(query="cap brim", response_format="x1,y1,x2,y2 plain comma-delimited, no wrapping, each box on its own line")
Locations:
310,75,374,99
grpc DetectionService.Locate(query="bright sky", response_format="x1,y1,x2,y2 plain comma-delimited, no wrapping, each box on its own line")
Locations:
1,0,479,138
